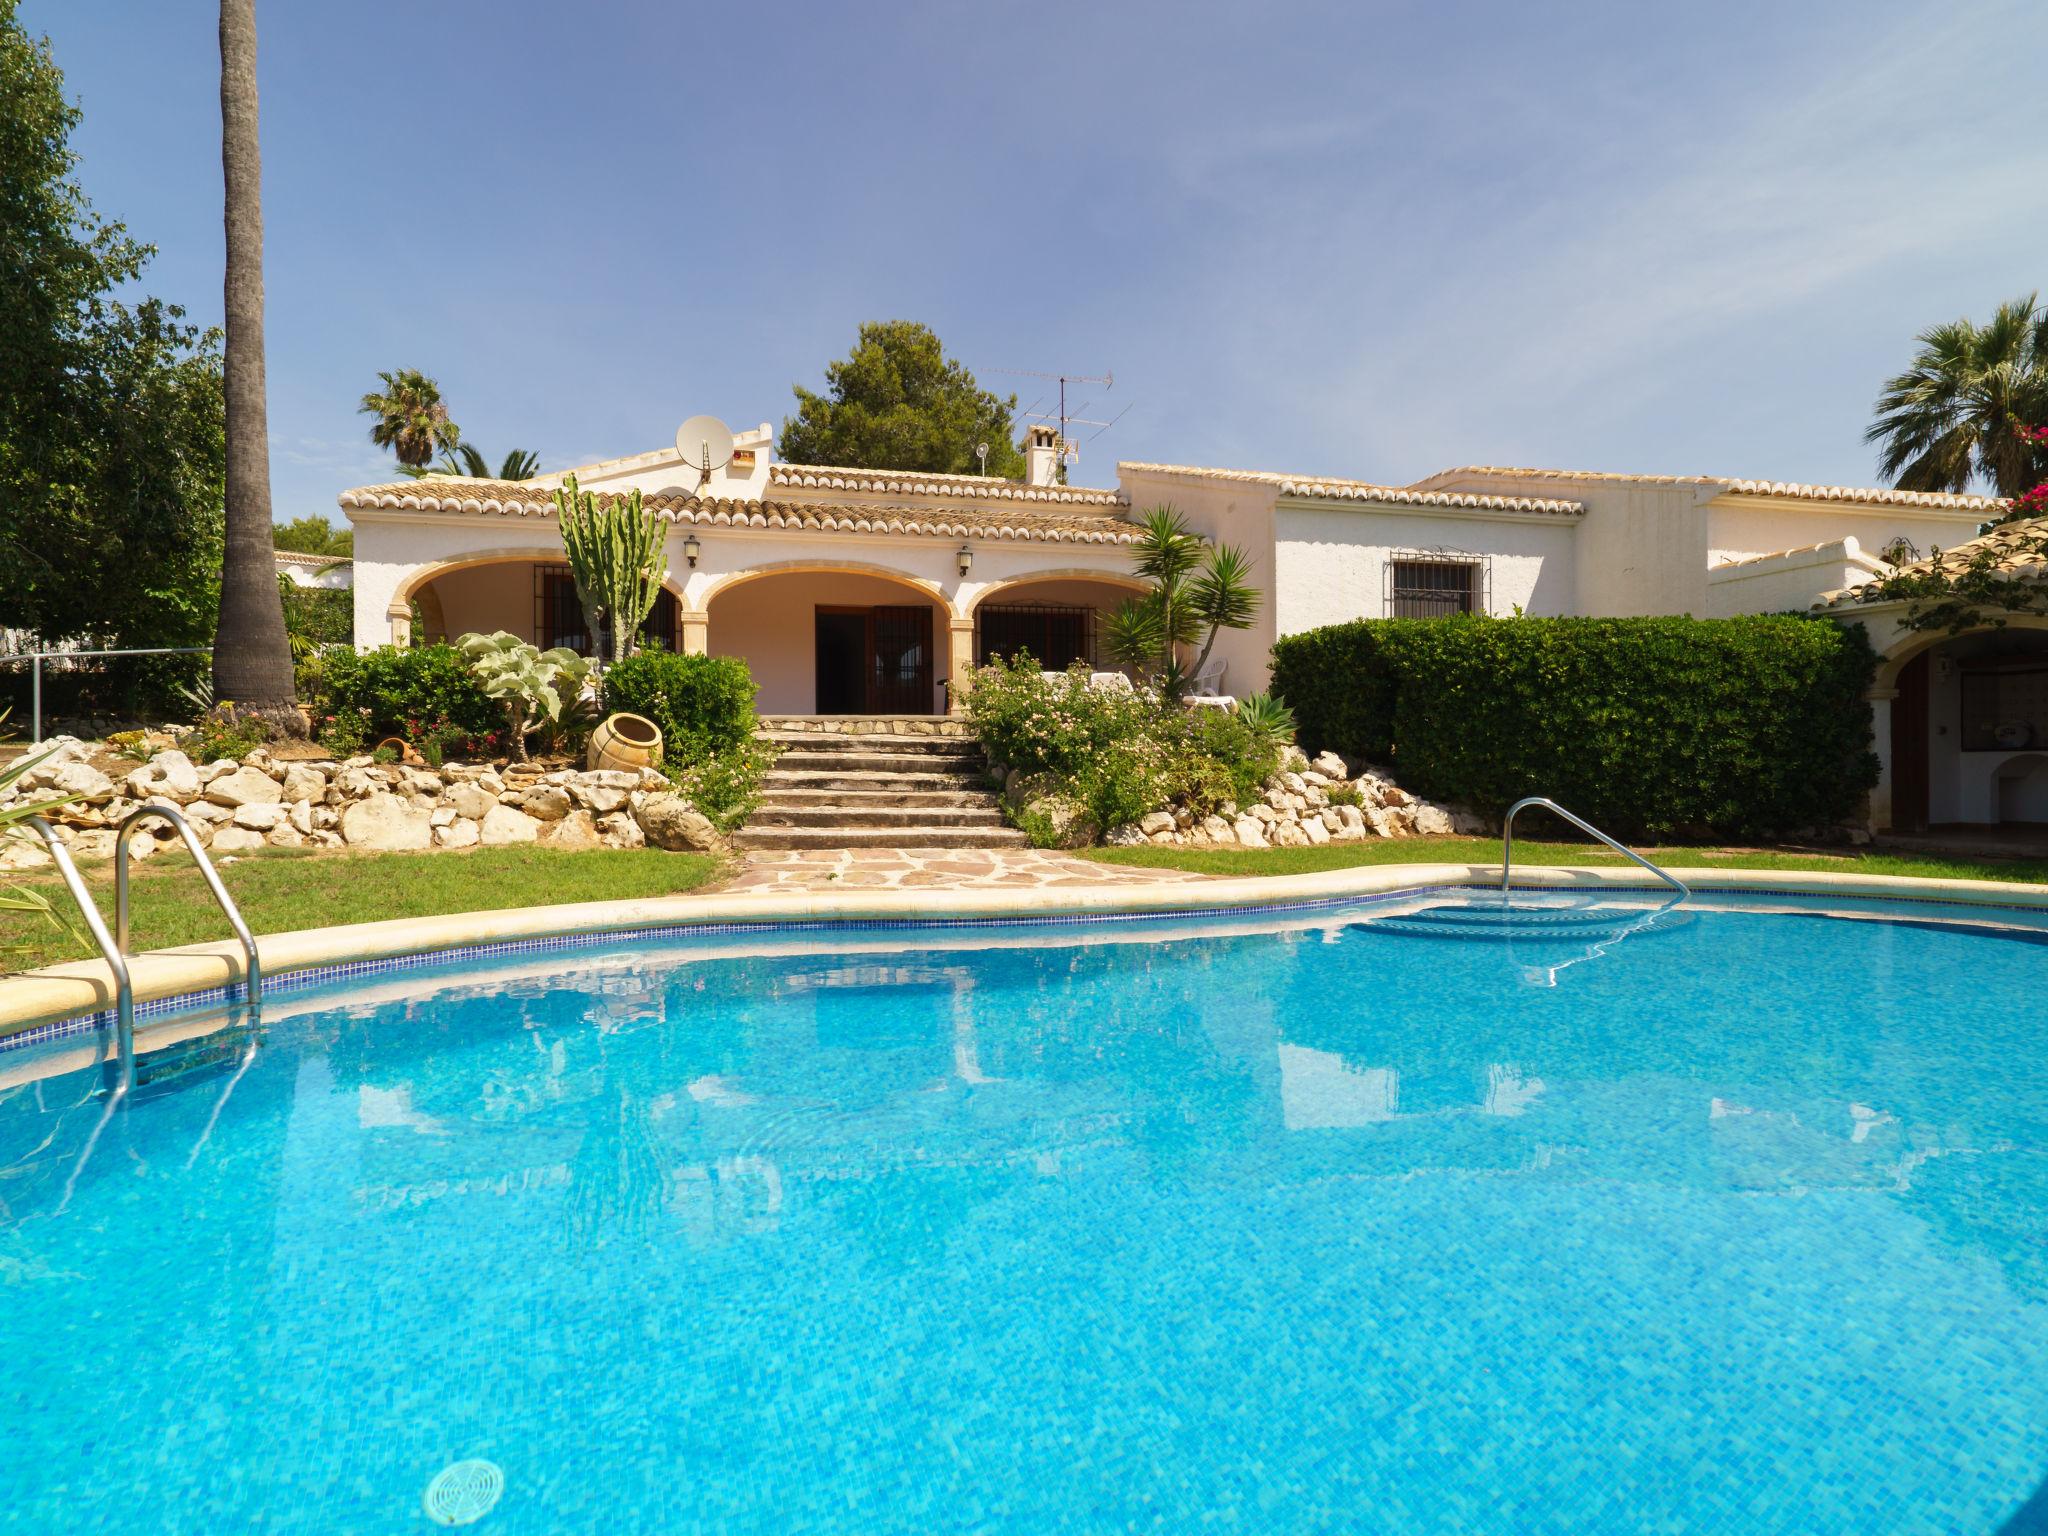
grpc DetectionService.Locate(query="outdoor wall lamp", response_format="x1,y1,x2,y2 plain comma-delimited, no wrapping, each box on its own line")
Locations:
683,532,701,569
957,543,973,577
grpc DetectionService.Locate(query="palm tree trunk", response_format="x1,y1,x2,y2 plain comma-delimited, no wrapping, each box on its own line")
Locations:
212,0,298,722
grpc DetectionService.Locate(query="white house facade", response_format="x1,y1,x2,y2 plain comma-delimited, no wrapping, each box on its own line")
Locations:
339,417,2024,826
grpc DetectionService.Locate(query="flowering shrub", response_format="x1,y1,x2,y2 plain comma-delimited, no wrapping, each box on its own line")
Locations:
965,658,1280,842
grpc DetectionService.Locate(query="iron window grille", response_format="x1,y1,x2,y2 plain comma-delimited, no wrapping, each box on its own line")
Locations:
976,604,1102,671
534,565,678,653
1385,552,1488,619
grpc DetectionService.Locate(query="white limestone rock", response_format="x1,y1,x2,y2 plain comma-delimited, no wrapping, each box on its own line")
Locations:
1138,810,1175,836
231,803,284,831
597,812,644,849
209,826,267,853
280,765,327,803
1411,803,1455,836
518,785,572,822
445,783,496,820
479,804,542,845
1232,815,1269,848
630,793,719,853
1105,822,1149,847
1310,751,1348,780
542,809,602,849
339,791,432,851
204,766,283,808
434,818,481,849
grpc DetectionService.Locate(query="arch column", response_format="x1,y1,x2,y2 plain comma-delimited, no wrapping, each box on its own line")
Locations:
680,610,709,656
947,618,976,714
386,600,411,647
1865,684,1898,832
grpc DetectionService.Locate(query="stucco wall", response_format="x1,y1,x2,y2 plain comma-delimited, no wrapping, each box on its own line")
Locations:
1273,505,1576,630
1705,497,1988,569
1703,540,1881,618
419,560,537,641
707,571,952,715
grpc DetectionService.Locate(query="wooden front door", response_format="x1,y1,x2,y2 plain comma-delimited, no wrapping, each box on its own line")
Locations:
814,606,937,714
1890,651,1930,831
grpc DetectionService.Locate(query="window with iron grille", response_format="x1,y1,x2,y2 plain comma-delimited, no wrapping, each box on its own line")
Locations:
976,604,1100,671
534,566,679,653
1385,554,1486,619
535,566,588,653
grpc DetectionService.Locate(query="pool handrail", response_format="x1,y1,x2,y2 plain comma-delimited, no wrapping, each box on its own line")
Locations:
19,816,134,1097
1500,796,1690,898
113,805,262,1085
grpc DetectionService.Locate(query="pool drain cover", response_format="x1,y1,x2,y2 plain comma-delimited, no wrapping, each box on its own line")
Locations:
423,1460,503,1526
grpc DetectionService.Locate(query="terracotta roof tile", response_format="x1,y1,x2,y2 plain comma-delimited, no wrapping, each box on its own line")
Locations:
1819,516,2048,608
1414,464,2007,512
1117,461,1584,516
336,479,1142,545
770,462,1128,508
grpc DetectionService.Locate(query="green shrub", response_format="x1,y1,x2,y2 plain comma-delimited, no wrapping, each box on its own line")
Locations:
966,658,1280,839
304,644,500,745
1268,615,1879,838
600,652,758,767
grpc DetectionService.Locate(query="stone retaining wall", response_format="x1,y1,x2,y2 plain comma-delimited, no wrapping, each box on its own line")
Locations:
0,737,722,868
995,746,1487,849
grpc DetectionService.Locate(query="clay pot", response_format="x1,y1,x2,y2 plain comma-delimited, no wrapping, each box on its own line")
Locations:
587,712,663,773
373,736,426,766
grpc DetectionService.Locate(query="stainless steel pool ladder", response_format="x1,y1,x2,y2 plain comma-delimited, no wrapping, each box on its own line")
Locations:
21,805,261,1097
1500,796,1689,898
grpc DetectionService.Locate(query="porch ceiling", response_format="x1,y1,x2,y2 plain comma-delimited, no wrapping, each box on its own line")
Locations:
339,479,1143,545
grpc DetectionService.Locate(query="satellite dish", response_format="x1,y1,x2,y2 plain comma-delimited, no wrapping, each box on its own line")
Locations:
675,415,735,492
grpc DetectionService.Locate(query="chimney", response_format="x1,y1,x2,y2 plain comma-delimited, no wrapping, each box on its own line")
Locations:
1024,424,1060,486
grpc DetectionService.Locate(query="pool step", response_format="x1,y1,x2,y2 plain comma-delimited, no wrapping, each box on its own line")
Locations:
1366,902,1690,943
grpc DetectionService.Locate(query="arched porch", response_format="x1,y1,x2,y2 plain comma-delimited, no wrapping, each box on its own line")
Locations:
1872,618,2048,832
392,555,682,655
702,565,954,716
964,572,1148,676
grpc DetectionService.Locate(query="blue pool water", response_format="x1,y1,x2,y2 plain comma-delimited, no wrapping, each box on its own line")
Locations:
3,892,2047,1533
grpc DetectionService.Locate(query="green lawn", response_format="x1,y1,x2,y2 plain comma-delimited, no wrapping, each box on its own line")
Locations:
1082,837,2048,885
1,845,727,974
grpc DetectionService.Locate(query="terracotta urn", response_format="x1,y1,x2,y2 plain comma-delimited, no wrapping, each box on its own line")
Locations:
588,712,663,773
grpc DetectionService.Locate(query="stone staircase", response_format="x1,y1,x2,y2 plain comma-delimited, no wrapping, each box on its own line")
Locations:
734,717,1028,851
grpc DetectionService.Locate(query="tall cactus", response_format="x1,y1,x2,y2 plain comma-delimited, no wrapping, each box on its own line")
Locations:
552,472,670,665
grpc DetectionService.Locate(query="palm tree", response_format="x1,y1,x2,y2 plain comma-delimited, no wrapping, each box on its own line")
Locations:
1867,295,2048,498
421,443,540,480
360,368,460,469
211,0,297,719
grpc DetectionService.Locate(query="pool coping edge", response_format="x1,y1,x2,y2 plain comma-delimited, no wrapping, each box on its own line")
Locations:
5,861,2047,1041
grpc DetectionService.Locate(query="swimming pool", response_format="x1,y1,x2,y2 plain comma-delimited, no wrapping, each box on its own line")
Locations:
3,889,2046,1533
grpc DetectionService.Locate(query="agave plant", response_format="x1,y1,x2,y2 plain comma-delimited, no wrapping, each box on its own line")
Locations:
1235,692,1298,751
0,712,83,940
457,631,594,762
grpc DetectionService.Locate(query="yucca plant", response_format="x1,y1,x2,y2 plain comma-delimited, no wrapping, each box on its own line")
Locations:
1104,506,1261,700
457,631,594,761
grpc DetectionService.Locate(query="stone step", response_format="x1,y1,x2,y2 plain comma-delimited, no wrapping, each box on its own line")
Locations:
770,750,987,776
756,788,998,810
749,805,1010,829
763,769,991,794
732,825,1030,851
759,731,981,756
757,714,977,739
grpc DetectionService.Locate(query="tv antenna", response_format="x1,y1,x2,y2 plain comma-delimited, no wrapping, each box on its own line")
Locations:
674,415,735,495
989,367,1123,481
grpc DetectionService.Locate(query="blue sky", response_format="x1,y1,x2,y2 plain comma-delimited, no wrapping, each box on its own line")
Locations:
28,0,2048,524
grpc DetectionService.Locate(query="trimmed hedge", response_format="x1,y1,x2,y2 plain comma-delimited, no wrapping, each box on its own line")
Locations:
308,643,499,740
599,652,758,766
1269,615,1879,838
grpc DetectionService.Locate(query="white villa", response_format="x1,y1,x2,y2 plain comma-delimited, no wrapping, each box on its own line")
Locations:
339,419,2042,833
